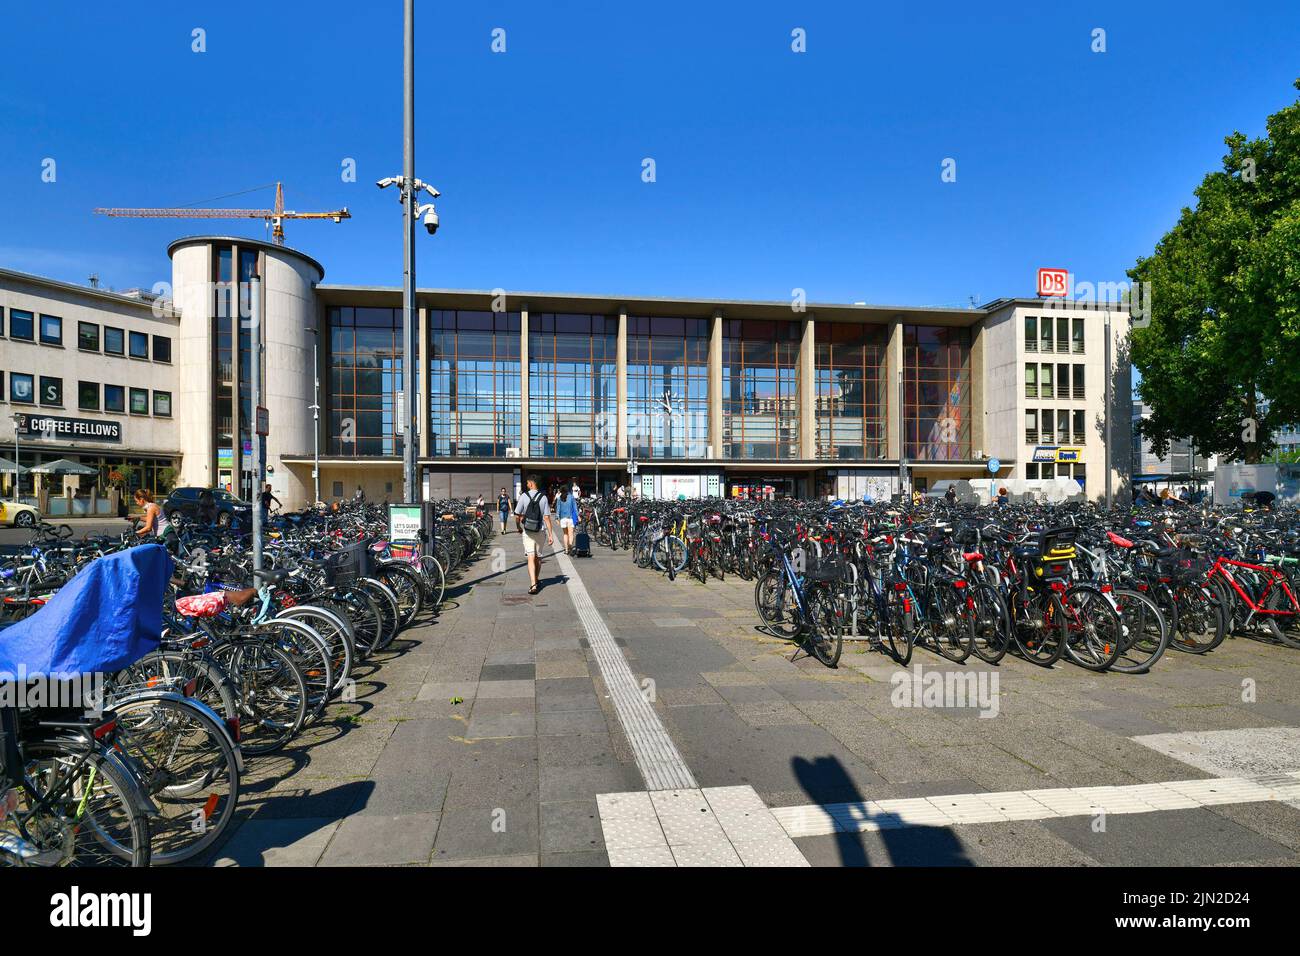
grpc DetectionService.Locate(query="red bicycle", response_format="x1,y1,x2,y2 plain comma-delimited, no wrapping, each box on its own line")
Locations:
1203,553,1300,646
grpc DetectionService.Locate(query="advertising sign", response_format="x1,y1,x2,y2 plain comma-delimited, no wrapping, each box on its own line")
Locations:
387,503,423,544
1037,268,1070,297
17,414,121,443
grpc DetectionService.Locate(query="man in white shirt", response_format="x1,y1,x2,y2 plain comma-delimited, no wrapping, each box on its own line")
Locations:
513,474,555,595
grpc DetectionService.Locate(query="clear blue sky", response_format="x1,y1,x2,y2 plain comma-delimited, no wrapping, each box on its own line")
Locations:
1,1,1297,307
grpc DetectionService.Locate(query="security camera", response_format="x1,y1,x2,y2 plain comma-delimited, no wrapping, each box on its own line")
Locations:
423,205,439,235
376,177,399,189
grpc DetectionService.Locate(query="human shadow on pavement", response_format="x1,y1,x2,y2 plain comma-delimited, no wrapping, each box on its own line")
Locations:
792,755,973,867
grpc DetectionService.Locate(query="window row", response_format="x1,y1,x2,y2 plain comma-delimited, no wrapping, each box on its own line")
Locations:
1026,461,1086,484
0,308,171,362
1024,409,1088,445
0,372,170,416
1024,315,1085,354
1025,363,1086,400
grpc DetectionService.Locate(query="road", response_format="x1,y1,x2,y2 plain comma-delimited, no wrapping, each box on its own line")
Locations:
0,518,132,546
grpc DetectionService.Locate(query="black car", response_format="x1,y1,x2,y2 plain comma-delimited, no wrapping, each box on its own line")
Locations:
164,486,252,528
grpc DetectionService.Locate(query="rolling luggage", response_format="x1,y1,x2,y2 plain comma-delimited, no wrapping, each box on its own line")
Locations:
572,531,591,557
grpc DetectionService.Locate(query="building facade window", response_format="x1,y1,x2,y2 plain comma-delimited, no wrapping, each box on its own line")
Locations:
903,325,971,461
626,316,710,459
1040,363,1053,399
327,306,404,457
1039,316,1054,353
39,376,62,406
78,381,99,410
152,335,171,363
129,387,149,415
814,321,887,460
153,391,172,417
1024,315,1037,352
105,384,125,413
11,373,33,404
104,326,124,355
78,322,100,351
528,313,618,459
428,309,521,457
39,314,61,345
1072,363,1085,399
1025,363,1037,398
129,330,149,359
1025,410,1038,444
1072,317,1085,353
11,310,34,341
723,319,800,459
1073,409,1086,444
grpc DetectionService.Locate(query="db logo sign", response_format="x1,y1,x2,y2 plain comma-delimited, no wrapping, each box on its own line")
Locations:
1037,268,1070,297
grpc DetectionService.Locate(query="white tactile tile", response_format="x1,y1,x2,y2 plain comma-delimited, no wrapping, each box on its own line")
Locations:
769,804,842,838
651,789,731,846
872,797,956,827
608,845,677,867
925,793,1009,824
670,842,744,867
731,838,812,867
596,791,667,849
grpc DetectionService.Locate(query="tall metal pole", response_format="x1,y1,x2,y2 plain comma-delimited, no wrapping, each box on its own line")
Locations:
401,0,418,504
11,415,19,502
1104,308,1112,510
311,331,321,505
897,367,907,499
250,276,264,571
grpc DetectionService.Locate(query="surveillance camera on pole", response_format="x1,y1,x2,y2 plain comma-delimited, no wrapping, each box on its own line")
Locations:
418,202,438,235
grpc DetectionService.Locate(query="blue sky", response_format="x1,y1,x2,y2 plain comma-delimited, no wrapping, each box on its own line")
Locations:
1,1,1297,306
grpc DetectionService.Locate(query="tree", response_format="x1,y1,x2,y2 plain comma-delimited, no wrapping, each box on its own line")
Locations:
1129,80,1300,464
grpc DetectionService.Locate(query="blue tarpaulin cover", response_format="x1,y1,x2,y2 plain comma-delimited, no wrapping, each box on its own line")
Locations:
0,544,172,676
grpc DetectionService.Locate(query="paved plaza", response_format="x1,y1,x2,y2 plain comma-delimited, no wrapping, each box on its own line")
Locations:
204,533,1300,867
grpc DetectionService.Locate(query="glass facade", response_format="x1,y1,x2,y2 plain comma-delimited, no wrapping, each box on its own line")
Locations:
814,322,888,460
722,319,800,459
327,306,404,457
428,310,522,457
528,313,618,459
903,325,971,461
626,316,709,458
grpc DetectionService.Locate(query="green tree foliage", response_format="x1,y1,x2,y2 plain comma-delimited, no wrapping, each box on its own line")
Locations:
1130,80,1300,463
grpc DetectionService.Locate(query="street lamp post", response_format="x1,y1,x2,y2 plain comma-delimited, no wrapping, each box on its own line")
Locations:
377,0,439,506
1104,308,1113,510
308,326,321,506
10,413,20,502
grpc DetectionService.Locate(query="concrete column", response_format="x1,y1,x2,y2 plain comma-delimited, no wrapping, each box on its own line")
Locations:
799,313,816,460
616,307,628,458
886,318,904,461
708,310,723,460
519,305,530,456
418,305,429,458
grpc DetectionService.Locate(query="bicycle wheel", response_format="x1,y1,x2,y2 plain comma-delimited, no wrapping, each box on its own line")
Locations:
374,562,425,628
929,585,975,663
111,695,241,865
883,582,915,666
1168,582,1227,654
278,605,355,692
968,582,1011,664
1109,587,1169,673
1261,586,1300,648
653,536,687,574
804,584,843,668
1014,590,1068,666
754,570,801,639
264,618,333,722
357,577,401,649
420,554,447,608
11,743,151,866
214,639,308,755
1061,585,1123,672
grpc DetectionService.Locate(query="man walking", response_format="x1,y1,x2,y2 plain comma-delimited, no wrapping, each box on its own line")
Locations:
514,474,555,595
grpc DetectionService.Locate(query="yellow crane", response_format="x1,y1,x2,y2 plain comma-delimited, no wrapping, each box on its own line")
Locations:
95,182,350,245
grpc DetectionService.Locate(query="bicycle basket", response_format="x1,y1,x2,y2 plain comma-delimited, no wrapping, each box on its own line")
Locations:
325,540,372,585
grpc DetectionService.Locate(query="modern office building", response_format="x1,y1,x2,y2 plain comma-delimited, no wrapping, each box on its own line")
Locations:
1,235,1131,510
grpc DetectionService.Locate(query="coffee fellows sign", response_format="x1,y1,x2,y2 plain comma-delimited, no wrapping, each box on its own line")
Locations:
16,414,122,444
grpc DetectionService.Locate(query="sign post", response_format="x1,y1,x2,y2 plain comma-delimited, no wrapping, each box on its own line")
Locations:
250,277,265,572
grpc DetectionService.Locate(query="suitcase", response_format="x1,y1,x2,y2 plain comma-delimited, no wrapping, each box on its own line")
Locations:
572,531,591,557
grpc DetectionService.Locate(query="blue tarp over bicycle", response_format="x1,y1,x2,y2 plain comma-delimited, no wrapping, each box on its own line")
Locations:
0,544,172,677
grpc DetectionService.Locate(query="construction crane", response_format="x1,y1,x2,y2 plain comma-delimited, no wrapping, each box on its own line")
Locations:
95,182,350,245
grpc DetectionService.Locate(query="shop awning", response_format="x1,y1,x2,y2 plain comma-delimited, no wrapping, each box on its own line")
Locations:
28,458,99,476
0,456,29,475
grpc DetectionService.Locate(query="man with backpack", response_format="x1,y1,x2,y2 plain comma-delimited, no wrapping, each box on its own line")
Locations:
514,474,555,595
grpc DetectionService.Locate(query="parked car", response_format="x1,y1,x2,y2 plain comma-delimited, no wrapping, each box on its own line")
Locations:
0,500,41,528
163,487,252,528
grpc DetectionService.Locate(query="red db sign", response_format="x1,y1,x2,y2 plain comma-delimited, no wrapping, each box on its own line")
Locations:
1037,268,1070,297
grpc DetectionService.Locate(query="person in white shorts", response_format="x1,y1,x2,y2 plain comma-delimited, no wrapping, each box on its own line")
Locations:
513,474,554,595
556,485,579,554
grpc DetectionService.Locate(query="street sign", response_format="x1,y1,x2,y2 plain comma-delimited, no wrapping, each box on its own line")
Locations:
387,503,422,543
626,460,638,476
395,391,405,435
255,406,269,436
1037,268,1069,297
986,458,1000,474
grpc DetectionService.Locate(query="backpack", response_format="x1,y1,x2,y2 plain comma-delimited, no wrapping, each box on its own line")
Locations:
521,491,544,532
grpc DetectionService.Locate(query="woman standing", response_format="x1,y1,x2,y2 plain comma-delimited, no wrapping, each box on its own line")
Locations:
134,488,173,549
497,487,512,534
556,485,579,555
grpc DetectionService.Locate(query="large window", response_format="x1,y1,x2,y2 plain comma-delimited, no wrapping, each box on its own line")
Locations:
104,326,124,355
105,385,125,413
152,335,172,363
39,376,62,407
79,381,99,411
129,331,149,359
10,310,33,341
428,310,521,457
39,314,61,345
529,314,618,458
78,322,100,351
130,388,149,415
10,373,34,404
1025,363,1037,398
327,307,404,457
153,391,172,417
903,325,971,461
814,322,887,460
722,320,801,459
626,316,710,458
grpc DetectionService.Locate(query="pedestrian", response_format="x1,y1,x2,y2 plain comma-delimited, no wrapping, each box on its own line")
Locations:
198,488,217,525
997,486,1008,506
944,485,957,506
260,482,281,525
556,484,579,554
514,474,555,595
354,485,365,502
476,493,485,513
497,487,511,534
133,488,175,551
